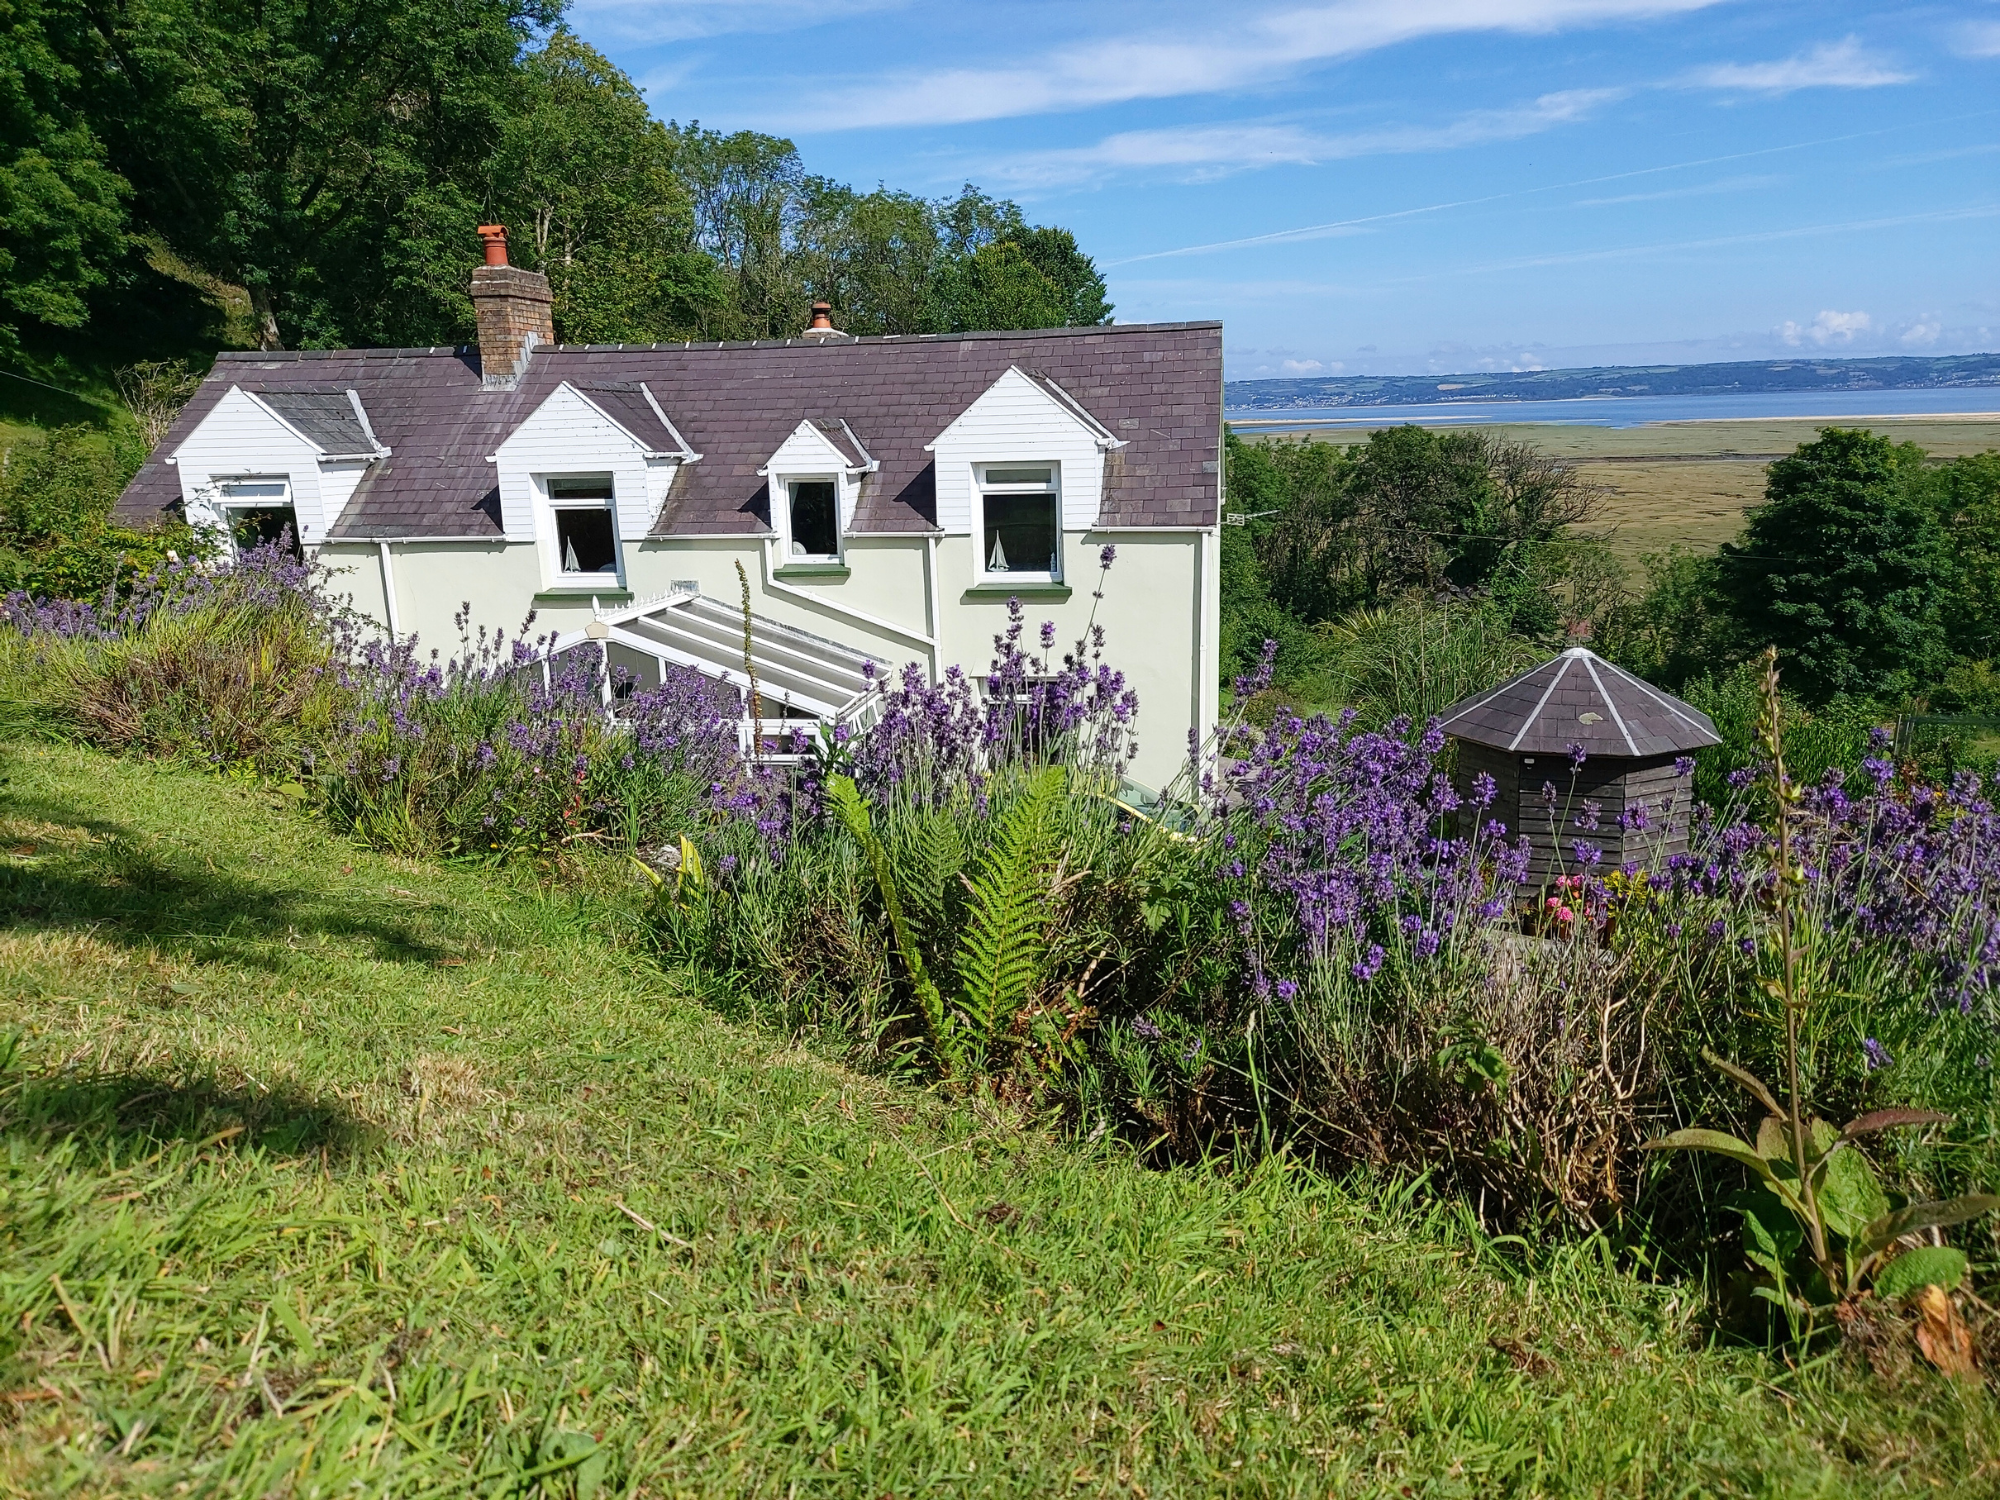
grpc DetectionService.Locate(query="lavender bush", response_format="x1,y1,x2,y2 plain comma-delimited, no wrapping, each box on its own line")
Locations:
319,611,746,858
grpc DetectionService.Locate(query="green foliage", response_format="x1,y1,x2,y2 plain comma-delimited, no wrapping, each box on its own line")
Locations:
484,32,721,344
1313,594,1546,728
0,0,129,348
0,7,1109,357
1642,653,1997,1323
950,765,1064,1071
1910,450,2000,661
0,425,190,599
825,774,947,1063
1219,427,1607,707
1595,547,1736,692
3,598,337,765
1718,428,1953,705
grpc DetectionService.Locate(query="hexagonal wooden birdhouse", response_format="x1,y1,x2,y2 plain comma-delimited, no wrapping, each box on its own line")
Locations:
1437,646,1721,887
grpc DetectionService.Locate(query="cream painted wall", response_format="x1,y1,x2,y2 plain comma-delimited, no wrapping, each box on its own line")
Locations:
324,524,1210,790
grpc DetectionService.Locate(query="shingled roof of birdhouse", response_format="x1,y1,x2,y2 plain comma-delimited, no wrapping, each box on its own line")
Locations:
1436,646,1721,758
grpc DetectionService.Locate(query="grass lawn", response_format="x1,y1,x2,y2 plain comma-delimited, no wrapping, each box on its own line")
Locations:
0,742,1994,1497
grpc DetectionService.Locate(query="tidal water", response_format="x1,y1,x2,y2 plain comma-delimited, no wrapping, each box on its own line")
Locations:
1225,386,2000,430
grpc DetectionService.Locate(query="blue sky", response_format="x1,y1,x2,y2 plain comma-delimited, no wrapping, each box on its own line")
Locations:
570,0,2000,379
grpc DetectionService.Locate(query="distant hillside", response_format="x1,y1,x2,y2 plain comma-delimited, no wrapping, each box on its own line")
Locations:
1224,352,2000,410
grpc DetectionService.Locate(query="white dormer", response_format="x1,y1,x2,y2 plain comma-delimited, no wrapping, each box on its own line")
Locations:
926,366,1124,586
758,419,875,566
169,385,388,547
490,381,699,587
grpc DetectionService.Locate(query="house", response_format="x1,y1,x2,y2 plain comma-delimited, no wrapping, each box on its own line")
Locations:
1437,646,1721,885
115,226,1224,789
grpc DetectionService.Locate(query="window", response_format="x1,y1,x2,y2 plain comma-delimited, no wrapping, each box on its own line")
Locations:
786,478,840,559
978,464,1059,580
219,478,301,558
548,476,619,577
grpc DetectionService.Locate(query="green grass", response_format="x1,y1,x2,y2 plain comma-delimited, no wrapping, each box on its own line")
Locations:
0,742,1995,1497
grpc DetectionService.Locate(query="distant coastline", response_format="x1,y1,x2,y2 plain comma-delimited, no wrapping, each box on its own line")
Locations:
1224,385,2000,432
1224,351,2000,411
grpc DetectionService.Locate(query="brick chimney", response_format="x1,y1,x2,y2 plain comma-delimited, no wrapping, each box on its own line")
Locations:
470,225,553,390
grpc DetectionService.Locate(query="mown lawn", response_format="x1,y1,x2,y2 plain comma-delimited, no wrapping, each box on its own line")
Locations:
0,742,1994,1497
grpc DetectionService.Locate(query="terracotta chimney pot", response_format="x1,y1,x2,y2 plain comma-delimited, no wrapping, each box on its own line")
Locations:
477,225,510,267
801,300,843,339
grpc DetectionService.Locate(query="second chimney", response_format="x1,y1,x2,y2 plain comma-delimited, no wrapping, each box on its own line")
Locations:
471,225,554,390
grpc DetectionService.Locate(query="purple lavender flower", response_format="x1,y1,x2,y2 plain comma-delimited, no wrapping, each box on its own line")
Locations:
1862,1037,1892,1071
1133,1014,1162,1041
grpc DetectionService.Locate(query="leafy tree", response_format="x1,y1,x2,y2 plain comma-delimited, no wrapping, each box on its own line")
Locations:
1347,426,1600,598
0,0,129,350
68,0,560,349
1908,451,2000,662
1596,547,1736,691
484,33,719,343
1718,428,1952,704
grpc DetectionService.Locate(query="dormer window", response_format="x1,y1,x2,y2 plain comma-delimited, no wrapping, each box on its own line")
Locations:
547,475,619,578
786,478,840,560
978,464,1060,582
218,478,302,558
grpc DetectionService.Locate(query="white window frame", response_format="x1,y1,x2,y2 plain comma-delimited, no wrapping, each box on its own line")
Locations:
777,472,844,564
974,462,1063,585
213,476,299,555
540,472,624,587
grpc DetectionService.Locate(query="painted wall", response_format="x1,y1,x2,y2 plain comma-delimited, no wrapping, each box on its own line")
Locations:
320,524,1213,790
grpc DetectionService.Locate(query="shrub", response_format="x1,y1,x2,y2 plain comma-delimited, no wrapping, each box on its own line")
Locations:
0,424,192,600
319,615,741,859
0,540,338,764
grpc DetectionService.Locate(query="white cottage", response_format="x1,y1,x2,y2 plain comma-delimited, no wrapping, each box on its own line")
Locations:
116,228,1224,789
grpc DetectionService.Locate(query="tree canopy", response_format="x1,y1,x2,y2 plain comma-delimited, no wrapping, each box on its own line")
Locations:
0,6,1111,357
1717,427,1953,704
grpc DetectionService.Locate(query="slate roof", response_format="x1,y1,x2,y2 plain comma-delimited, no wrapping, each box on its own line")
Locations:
1436,647,1721,759
117,322,1222,540
255,389,379,456
571,382,686,456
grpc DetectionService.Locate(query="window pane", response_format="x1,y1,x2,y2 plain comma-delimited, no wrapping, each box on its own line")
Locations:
549,476,615,501
983,493,1058,575
223,481,287,500
230,505,301,557
788,480,839,557
983,467,1053,487
556,507,618,574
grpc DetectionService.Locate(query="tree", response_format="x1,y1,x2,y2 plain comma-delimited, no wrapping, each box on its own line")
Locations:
485,34,718,344
1346,426,1600,600
1718,428,1952,703
0,0,129,350
68,0,560,349
1908,451,2000,662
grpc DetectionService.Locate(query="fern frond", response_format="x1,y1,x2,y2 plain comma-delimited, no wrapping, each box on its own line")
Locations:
954,766,1064,1071
827,776,949,1068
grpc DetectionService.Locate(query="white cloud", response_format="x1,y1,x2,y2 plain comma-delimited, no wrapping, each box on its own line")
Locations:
1281,358,1328,374
1687,37,1913,94
1900,320,1942,347
1779,309,1873,347
775,0,1721,130
1954,20,2000,59
986,90,1621,188
573,0,907,43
